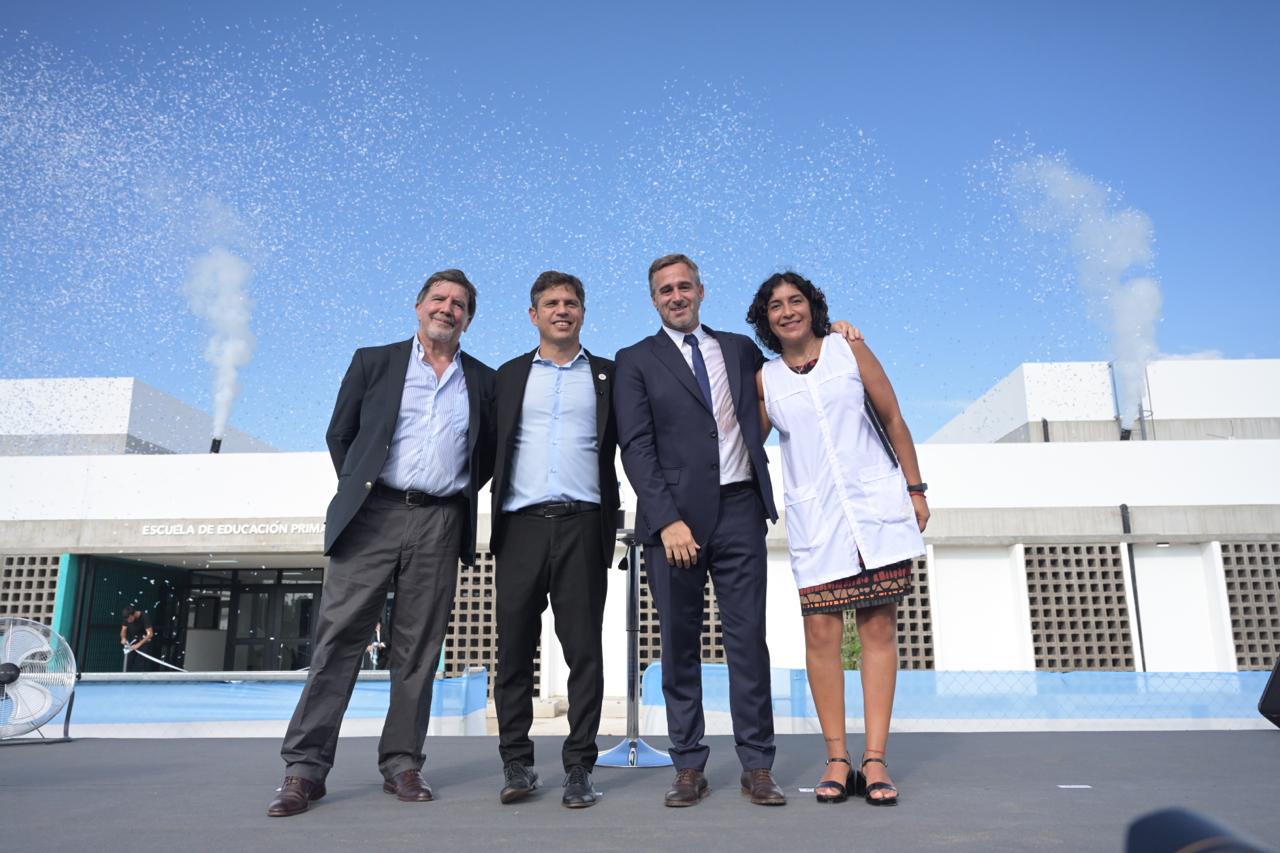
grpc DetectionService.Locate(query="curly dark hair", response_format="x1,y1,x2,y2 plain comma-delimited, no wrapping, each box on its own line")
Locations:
745,271,832,354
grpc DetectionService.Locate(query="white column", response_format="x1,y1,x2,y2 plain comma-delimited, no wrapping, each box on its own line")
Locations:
1119,544,1145,671
930,544,1036,670
540,607,565,699
1129,542,1238,672
600,539,628,698
764,543,806,669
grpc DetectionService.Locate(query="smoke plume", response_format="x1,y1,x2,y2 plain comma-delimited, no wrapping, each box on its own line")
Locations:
1011,157,1162,427
183,247,256,439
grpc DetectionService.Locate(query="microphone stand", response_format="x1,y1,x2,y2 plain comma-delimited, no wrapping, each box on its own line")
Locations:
597,529,671,768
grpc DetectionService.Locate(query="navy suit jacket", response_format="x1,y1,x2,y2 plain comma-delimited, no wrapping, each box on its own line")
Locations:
489,347,621,568
613,326,778,547
322,338,496,559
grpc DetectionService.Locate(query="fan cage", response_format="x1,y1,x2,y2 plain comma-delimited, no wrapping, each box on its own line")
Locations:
0,617,78,738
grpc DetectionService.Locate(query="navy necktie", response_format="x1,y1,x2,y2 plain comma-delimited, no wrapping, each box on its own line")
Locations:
684,333,714,411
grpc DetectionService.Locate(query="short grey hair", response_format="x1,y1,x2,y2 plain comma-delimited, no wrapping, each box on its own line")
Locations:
647,253,701,294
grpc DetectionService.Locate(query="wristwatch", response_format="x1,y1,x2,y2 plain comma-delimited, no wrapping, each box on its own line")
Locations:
906,482,927,495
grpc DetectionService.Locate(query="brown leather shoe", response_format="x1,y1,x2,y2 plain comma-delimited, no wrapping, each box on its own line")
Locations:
382,768,434,802
266,776,326,817
740,768,786,806
664,768,709,807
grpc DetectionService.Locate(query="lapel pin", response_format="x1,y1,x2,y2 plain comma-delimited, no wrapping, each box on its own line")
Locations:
598,373,606,381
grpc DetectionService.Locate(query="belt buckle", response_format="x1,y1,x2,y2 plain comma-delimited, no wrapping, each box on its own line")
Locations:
404,490,425,507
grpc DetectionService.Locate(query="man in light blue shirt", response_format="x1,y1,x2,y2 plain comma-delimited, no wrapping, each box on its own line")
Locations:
501,346,599,513
489,271,621,809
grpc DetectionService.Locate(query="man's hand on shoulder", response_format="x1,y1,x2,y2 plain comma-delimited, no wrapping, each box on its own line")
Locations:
830,320,864,343
660,520,701,570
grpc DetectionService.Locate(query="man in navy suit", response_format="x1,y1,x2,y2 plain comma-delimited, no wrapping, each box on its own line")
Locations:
614,253,787,807
268,269,496,817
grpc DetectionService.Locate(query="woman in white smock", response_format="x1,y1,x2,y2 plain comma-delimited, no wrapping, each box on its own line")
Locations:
747,272,929,806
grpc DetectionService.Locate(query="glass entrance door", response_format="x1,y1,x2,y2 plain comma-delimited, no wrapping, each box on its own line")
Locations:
228,580,321,671
276,586,320,670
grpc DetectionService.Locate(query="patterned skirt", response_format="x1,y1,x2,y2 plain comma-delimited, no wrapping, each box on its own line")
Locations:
798,557,914,616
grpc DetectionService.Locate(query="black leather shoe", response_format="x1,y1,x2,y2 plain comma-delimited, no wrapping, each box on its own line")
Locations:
499,762,539,804
382,768,433,802
740,768,786,806
664,768,709,807
562,765,597,809
267,776,326,817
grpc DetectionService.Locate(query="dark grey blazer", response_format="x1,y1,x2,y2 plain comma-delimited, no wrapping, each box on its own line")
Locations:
613,326,778,547
322,338,496,559
488,348,620,569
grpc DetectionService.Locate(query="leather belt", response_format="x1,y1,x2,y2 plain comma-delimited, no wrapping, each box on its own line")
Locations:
513,500,600,518
720,481,754,495
372,482,463,507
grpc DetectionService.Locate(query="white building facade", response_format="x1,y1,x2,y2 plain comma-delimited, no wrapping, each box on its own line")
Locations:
1,363,1278,705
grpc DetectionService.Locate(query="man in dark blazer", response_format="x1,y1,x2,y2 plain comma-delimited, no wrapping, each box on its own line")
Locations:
268,268,496,817
613,252,786,808
489,270,619,809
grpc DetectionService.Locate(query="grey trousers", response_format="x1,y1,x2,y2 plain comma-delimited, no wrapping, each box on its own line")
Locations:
280,493,462,782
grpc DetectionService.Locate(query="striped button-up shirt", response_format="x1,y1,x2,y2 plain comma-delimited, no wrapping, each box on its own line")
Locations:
662,324,753,486
377,336,470,496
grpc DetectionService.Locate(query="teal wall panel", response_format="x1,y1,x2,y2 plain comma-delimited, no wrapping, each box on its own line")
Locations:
50,553,80,641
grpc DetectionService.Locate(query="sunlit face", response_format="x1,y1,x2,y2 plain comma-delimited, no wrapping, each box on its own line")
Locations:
529,284,584,348
650,262,704,333
415,281,472,346
766,282,815,348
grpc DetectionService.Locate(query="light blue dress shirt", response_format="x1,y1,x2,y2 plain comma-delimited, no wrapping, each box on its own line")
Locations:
377,336,470,496
503,348,601,511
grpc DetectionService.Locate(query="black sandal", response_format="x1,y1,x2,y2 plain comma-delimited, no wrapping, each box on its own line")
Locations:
815,756,854,804
853,755,899,806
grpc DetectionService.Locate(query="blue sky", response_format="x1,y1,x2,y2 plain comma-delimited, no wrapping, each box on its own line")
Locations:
2,2,1277,449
